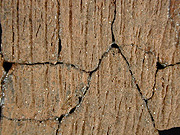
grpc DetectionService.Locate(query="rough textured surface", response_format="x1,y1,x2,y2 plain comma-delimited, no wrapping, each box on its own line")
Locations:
1,0,59,63
59,49,159,135
2,64,88,120
2,119,58,135
0,0,180,135
149,65,180,130
59,0,114,71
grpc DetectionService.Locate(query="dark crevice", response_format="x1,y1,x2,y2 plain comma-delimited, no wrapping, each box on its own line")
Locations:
17,61,63,66
87,46,111,74
3,61,13,73
78,96,82,103
55,128,59,135
57,114,65,123
56,0,61,60
1,61,89,73
111,0,116,43
156,62,166,70
156,55,180,70
166,61,180,68
158,127,180,135
111,43,119,49
55,114,65,135
69,106,76,114
0,78,4,121
148,58,180,100
145,100,156,128
135,83,144,99
58,38,62,58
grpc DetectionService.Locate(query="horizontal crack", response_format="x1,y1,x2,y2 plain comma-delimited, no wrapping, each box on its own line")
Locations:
0,61,89,74
157,61,180,69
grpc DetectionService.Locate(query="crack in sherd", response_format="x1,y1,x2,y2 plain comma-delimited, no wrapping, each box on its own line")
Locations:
1,1,180,134
0,0,156,134
113,42,157,129
55,44,113,135
1,45,179,134
1,46,180,134
148,56,180,101
109,0,157,131
111,0,116,43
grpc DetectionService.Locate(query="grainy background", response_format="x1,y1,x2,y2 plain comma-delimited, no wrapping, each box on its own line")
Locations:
0,0,180,135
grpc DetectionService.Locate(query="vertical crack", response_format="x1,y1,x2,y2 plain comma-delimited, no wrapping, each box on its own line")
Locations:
111,0,116,43
58,37,62,58
57,0,62,59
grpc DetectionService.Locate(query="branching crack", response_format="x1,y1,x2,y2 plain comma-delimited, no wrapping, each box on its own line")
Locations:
148,57,180,101
55,44,114,134
0,1,180,134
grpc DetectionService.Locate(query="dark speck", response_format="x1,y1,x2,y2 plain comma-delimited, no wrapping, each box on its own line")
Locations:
156,62,166,70
111,43,119,49
3,61,13,73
